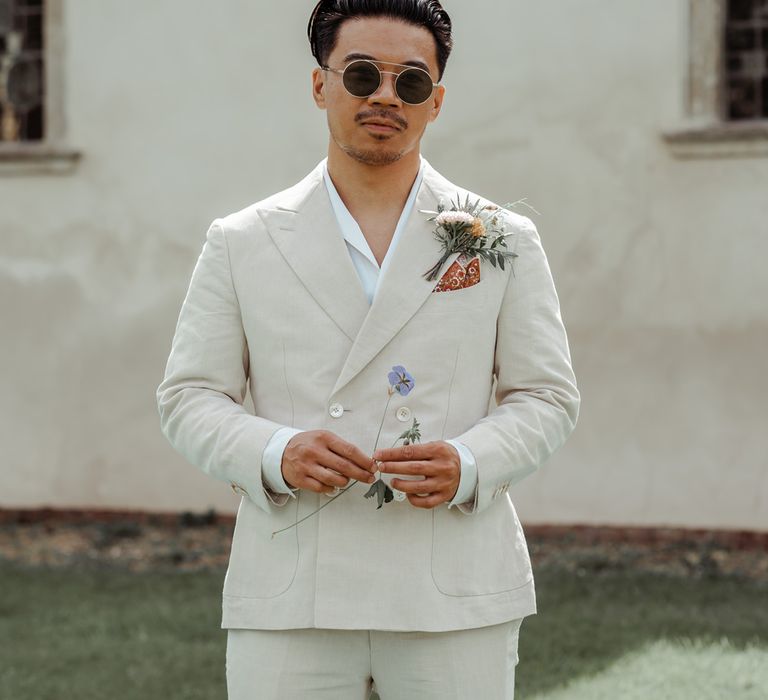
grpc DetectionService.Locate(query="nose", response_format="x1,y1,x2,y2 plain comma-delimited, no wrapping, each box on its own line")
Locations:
367,70,401,107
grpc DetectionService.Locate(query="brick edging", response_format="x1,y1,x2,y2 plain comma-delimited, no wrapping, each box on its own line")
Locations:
0,506,231,527
1,507,766,550
523,524,768,551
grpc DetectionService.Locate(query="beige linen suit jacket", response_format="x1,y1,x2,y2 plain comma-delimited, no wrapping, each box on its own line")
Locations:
156,158,580,632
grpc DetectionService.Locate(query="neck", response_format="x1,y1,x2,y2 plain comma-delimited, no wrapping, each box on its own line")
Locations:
325,141,422,211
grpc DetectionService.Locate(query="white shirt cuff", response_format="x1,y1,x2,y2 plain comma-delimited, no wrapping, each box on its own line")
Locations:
262,426,303,498
445,439,478,508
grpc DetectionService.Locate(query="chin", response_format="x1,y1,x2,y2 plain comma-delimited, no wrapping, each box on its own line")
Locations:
342,144,405,166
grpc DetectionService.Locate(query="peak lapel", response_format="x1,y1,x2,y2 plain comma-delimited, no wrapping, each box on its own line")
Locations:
331,165,460,396
260,170,370,343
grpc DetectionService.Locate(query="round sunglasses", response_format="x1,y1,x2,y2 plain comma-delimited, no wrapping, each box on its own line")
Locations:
322,59,439,105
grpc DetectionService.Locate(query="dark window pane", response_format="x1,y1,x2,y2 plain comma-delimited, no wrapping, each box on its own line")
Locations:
7,58,44,110
763,76,768,115
740,49,765,76
727,54,743,73
729,0,757,21
726,27,756,51
727,78,759,118
0,0,11,33
12,8,25,32
24,103,44,140
24,12,42,50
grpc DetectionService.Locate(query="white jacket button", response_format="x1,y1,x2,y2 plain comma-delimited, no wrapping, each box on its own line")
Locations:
329,402,344,418
395,406,411,422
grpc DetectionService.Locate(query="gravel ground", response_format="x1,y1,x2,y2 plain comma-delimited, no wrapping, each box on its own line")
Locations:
1,509,766,582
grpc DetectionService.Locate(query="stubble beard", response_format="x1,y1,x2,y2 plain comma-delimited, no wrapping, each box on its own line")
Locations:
339,139,405,166
330,123,406,166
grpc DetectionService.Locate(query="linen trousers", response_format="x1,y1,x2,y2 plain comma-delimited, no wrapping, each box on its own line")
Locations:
225,616,525,700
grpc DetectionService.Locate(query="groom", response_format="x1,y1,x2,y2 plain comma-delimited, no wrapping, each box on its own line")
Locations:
156,1,580,698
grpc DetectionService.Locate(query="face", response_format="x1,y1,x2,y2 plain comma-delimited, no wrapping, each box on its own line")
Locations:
312,16,446,166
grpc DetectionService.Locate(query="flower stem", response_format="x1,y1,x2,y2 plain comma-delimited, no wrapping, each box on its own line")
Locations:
372,391,394,455
272,389,397,538
271,479,360,538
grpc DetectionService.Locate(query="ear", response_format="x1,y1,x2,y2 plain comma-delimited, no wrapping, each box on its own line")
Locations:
427,84,445,123
312,67,327,109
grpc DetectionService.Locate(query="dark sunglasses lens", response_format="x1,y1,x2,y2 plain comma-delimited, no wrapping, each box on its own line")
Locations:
396,69,433,104
343,62,380,97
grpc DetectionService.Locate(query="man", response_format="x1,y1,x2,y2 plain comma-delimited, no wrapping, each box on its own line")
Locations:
156,1,580,697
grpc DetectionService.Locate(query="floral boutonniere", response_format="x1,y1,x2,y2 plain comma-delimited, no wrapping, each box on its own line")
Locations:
420,194,538,282
271,365,421,538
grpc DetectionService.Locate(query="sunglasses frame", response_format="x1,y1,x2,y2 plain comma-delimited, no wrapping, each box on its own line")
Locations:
321,59,440,105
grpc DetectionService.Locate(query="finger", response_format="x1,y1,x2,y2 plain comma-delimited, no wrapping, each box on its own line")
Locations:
327,437,376,472
373,441,440,462
308,464,351,489
300,475,337,495
318,453,376,484
378,460,435,476
391,477,439,494
407,492,446,509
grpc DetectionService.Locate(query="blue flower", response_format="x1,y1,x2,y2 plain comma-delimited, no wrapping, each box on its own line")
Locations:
388,365,415,396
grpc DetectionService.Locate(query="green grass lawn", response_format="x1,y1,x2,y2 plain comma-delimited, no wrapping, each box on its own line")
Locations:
517,568,767,699
1,562,766,699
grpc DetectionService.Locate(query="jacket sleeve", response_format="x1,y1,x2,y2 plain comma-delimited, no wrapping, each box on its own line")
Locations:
451,214,580,515
155,219,291,513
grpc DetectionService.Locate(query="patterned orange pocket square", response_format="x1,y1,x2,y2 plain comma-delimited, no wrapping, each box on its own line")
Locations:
432,253,481,293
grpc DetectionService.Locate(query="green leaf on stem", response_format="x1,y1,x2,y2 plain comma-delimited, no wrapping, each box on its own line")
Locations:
364,479,395,509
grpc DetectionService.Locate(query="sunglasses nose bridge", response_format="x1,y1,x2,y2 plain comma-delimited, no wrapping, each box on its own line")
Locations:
366,68,402,104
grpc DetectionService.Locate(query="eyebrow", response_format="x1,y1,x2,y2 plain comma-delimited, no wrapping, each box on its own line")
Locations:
343,52,432,74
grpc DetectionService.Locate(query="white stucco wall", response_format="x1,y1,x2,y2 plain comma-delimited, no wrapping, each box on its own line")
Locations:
1,1,766,530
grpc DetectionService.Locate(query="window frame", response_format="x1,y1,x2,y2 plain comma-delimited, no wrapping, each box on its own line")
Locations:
0,0,81,174
662,0,768,159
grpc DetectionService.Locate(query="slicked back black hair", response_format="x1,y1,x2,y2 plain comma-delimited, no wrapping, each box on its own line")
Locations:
308,0,453,80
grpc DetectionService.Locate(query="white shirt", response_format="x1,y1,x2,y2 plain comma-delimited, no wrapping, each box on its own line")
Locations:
260,158,478,509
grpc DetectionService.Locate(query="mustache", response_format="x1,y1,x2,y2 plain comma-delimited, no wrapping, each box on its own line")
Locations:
355,109,408,130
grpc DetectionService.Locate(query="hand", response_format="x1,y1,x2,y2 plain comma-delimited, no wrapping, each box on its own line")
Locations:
281,430,377,495
373,441,461,509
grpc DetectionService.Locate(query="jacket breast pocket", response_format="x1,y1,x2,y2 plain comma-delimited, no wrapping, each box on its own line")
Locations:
222,497,299,599
418,278,491,316
430,499,533,596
